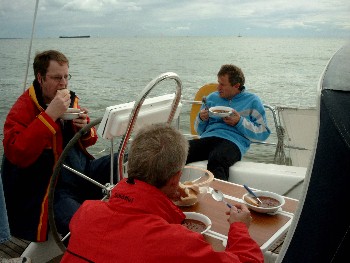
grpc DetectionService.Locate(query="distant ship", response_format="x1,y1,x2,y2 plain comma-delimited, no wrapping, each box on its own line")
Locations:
59,35,90,38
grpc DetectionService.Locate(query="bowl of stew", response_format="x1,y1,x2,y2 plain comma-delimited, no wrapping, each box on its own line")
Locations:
182,212,212,234
242,190,285,214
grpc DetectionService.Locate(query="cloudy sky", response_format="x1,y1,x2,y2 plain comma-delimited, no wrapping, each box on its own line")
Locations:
1,0,349,38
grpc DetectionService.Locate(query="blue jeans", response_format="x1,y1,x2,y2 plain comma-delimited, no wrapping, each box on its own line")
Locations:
0,174,11,243
54,145,119,236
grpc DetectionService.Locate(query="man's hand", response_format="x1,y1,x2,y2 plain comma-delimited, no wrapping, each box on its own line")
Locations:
226,203,252,228
73,107,89,129
199,108,209,121
46,89,71,121
223,109,240,126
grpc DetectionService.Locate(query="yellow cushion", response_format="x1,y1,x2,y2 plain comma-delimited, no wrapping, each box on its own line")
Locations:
190,83,217,135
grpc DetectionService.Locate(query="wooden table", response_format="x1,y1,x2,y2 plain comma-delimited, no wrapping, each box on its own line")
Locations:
181,179,299,252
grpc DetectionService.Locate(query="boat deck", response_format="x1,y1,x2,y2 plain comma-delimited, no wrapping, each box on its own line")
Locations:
0,237,29,259
0,237,62,262
0,234,285,262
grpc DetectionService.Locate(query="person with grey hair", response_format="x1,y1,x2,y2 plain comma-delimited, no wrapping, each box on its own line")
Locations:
61,123,263,263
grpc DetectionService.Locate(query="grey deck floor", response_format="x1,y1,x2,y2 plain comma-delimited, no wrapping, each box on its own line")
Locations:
0,237,62,262
0,237,29,259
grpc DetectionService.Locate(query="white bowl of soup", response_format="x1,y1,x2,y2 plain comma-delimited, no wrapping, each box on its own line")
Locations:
209,106,233,118
182,212,212,234
242,190,285,214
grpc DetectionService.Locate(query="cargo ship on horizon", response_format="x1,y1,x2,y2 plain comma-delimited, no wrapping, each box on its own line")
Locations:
59,35,90,38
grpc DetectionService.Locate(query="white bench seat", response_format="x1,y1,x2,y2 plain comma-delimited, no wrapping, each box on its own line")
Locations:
187,161,306,199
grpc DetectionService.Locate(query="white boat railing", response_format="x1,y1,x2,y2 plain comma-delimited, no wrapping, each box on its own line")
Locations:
91,99,317,168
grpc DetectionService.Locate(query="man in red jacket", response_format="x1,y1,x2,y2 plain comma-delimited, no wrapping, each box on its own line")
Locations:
61,123,263,263
1,50,117,242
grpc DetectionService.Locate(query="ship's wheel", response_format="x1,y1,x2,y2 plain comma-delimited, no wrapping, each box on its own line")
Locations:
47,117,116,252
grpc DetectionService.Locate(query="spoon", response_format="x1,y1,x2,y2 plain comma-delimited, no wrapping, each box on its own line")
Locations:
211,189,232,208
243,184,263,205
202,96,209,110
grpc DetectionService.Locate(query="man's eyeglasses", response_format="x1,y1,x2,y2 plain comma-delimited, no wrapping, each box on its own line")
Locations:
46,74,72,82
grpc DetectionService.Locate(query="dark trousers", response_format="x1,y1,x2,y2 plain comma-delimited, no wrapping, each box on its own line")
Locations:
186,137,241,181
54,146,119,236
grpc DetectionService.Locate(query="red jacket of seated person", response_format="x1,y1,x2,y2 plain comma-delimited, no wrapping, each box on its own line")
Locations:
2,84,97,242
61,178,263,263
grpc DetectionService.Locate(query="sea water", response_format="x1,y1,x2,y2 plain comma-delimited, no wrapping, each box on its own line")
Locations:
0,36,347,165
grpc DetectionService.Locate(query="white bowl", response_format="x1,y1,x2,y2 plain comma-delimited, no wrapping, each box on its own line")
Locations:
183,212,212,234
242,190,285,214
66,108,81,113
209,106,233,118
174,166,214,207
61,113,80,120
60,108,82,120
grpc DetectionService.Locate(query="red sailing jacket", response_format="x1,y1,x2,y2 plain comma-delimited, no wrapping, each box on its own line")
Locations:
2,84,97,242
61,179,263,263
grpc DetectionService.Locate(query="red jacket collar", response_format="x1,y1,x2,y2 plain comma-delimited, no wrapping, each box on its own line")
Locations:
109,179,185,224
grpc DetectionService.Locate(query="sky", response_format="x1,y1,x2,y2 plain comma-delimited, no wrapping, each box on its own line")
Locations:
0,0,350,38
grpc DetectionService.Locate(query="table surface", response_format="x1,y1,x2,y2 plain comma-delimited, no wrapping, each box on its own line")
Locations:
180,179,299,252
